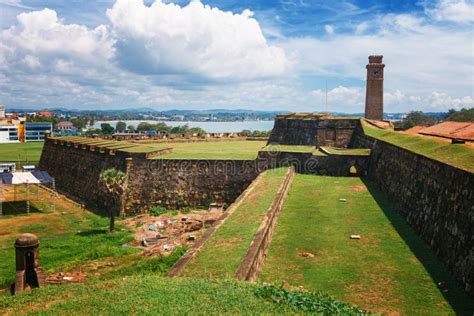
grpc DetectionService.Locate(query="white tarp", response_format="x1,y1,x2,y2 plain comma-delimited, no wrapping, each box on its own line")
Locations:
11,172,41,184
0,171,53,185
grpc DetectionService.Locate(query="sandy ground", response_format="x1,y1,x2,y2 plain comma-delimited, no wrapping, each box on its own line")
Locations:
122,208,224,256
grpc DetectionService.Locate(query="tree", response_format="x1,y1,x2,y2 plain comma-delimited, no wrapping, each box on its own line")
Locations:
137,122,153,131
100,123,115,135
401,111,437,129
71,118,87,130
116,121,127,132
98,168,128,232
127,125,135,131
445,108,474,122
240,129,252,137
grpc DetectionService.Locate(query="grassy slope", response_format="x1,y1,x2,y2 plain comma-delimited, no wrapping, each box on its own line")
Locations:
320,146,371,156
363,122,474,172
0,190,137,288
157,140,266,159
0,275,369,314
182,168,288,278
260,175,473,315
0,277,294,315
0,142,44,163
261,145,314,153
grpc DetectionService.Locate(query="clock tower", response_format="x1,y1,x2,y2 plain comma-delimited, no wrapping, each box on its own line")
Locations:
364,55,385,120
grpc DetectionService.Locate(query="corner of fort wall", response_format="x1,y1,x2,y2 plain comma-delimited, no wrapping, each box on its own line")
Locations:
351,126,474,295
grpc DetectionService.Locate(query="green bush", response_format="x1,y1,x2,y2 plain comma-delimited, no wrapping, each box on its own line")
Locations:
255,285,367,314
150,206,168,216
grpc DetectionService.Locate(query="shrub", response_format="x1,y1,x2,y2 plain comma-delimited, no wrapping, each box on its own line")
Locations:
150,206,168,216
255,285,367,314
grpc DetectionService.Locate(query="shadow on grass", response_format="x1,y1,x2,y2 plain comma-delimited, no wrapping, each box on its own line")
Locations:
361,177,474,314
0,201,42,216
76,229,108,237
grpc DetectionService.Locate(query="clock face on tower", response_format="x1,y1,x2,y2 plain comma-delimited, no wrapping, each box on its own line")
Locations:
372,69,381,77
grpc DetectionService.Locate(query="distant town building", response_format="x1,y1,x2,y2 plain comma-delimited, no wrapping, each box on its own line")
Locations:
0,124,19,143
38,110,53,119
55,121,74,132
25,122,52,141
0,122,52,143
0,105,5,119
171,115,185,121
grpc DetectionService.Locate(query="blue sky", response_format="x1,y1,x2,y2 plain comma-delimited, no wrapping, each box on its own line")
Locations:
0,0,472,112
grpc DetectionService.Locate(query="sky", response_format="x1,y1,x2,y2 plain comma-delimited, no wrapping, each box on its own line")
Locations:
0,0,473,113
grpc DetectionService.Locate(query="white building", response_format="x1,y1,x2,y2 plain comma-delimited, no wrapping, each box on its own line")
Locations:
0,124,19,143
0,105,5,119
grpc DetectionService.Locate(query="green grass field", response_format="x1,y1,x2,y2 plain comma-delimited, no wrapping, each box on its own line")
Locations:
363,122,474,172
51,136,164,153
52,137,266,159
260,175,473,315
0,142,44,164
261,144,315,153
320,146,371,156
182,168,289,278
156,140,266,159
0,275,368,314
0,188,187,291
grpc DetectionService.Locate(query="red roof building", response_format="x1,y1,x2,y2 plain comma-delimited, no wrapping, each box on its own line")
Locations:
419,122,474,141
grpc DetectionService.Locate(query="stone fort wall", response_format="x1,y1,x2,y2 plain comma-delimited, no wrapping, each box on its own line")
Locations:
39,138,261,213
126,159,261,213
267,116,359,147
39,138,128,208
352,126,474,295
257,150,369,176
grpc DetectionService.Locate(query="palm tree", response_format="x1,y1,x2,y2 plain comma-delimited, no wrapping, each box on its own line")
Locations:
98,168,128,232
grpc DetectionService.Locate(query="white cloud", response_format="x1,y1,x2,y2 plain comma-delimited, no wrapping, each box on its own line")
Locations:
0,1,471,113
324,24,335,35
106,0,288,80
22,54,40,68
279,11,473,101
427,91,474,109
427,0,474,23
0,8,115,72
355,22,369,34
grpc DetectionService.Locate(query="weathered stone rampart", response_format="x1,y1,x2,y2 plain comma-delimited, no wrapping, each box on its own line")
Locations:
352,126,474,294
126,159,261,213
257,150,369,176
39,138,262,213
39,138,129,207
268,115,359,147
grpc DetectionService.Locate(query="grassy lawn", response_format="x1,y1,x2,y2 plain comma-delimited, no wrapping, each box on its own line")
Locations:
363,122,474,172
182,168,289,278
51,136,163,153
260,175,473,315
320,146,371,156
0,188,141,289
156,140,266,159
261,144,315,153
0,275,369,314
0,142,44,164
53,137,266,159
